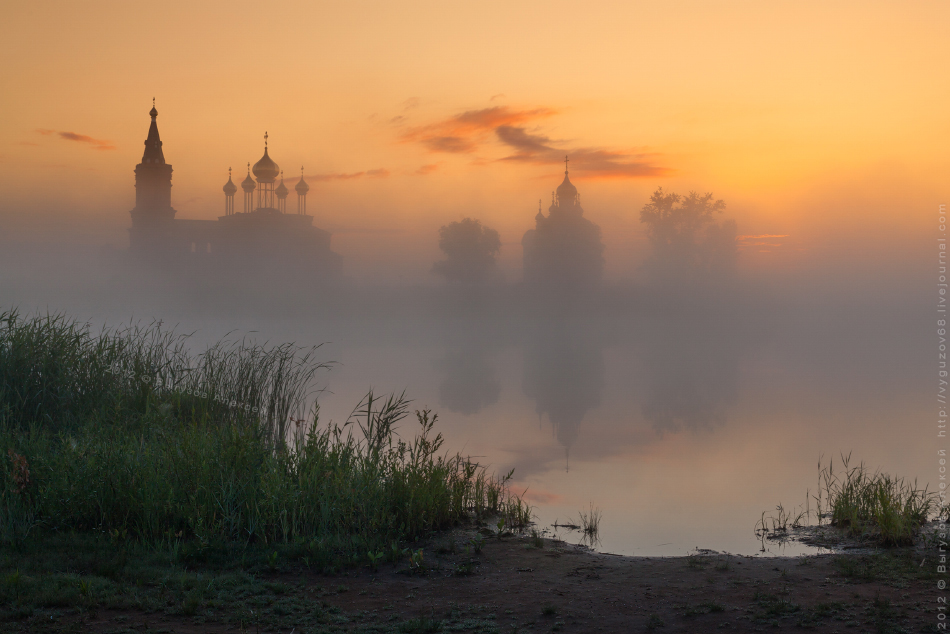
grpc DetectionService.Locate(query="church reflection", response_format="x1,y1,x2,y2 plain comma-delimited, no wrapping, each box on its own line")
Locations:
436,342,501,415
522,314,605,469
426,163,750,466
637,309,741,435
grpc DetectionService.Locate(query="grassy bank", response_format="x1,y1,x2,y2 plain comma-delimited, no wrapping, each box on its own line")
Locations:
758,453,940,548
0,310,529,566
814,454,938,546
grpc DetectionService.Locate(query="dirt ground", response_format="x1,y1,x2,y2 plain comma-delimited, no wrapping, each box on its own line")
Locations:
54,526,940,634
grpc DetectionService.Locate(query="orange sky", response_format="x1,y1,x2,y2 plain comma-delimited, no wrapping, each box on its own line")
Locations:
1,0,947,280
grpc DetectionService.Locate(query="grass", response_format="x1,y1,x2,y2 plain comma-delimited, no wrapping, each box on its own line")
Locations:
578,503,601,541
755,502,806,540
528,529,544,549
814,453,938,546
0,532,508,632
0,309,530,563
833,549,937,585
685,554,708,569
758,453,938,547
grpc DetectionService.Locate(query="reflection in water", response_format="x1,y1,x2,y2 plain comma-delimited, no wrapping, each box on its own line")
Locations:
522,312,606,468
436,344,500,415
0,156,929,556
639,311,740,434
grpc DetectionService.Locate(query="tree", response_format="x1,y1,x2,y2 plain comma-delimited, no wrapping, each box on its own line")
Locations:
432,218,501,284
639,188,736,282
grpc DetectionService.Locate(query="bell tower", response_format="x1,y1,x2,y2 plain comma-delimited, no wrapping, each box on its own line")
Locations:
129,99,176,253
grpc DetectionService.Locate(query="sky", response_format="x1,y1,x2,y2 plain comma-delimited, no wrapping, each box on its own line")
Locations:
1,0,947,282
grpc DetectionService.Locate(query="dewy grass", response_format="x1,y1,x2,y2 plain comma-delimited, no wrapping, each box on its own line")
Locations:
0,309,529,561
813,453,937,547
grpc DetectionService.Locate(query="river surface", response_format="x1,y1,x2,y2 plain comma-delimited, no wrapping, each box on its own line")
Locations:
0,246,931,556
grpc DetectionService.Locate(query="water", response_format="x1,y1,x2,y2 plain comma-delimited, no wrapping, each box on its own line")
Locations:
0,246,930,557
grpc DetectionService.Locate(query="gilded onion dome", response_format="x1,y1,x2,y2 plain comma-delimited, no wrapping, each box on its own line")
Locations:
295,167,309,194
252,132,280,182
275,172,289,199
223,168,238,195
241,163,256,192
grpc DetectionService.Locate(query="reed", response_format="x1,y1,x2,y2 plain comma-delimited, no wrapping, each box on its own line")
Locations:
0,309,528,564
813,453,936,547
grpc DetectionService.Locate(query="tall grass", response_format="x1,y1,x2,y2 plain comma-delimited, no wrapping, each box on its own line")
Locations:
813,453,936,547
0,310,529,563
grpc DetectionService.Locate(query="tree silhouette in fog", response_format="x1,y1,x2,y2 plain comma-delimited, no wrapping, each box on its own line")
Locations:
640,188,737,282
432,218,501,284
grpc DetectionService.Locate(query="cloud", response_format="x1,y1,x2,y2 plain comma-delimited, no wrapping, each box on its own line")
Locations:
489,93,506,101
34,128,115,150
399,106,556,154
416,163,440,175
307,168,389,182
496,125,670,178
399,105,670,179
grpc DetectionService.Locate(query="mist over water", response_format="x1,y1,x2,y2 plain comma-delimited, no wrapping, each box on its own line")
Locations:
0,200,931,557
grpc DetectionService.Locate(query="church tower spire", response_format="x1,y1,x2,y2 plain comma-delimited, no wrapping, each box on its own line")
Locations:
142,98,165,164
129,99,176,255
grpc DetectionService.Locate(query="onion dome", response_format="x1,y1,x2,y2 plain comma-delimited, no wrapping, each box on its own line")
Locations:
223,167,238,195
556,157,577,204
535,199,544,222
241,163,256,192
149,97,158,118
295,166,309,194
275,172,289,199
252,131,280,182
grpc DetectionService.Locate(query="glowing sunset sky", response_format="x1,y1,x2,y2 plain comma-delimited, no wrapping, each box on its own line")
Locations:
1,1,947,279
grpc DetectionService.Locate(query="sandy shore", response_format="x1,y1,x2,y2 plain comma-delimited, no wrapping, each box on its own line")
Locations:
60,526,939,634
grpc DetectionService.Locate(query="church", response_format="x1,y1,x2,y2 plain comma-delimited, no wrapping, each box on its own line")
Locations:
521,158,604,289
128,102,339,272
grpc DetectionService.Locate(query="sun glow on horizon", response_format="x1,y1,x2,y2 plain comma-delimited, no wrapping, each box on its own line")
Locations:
0,1,945,281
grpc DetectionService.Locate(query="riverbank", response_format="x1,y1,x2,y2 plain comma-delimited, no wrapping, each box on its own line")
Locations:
1,524,938,633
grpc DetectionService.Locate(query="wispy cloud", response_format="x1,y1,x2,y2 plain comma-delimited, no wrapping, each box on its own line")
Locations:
416,163,440,175
400,106,556,154
399,105,670,179
307,168,390,182
35,128,115,150
496,125,669,178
